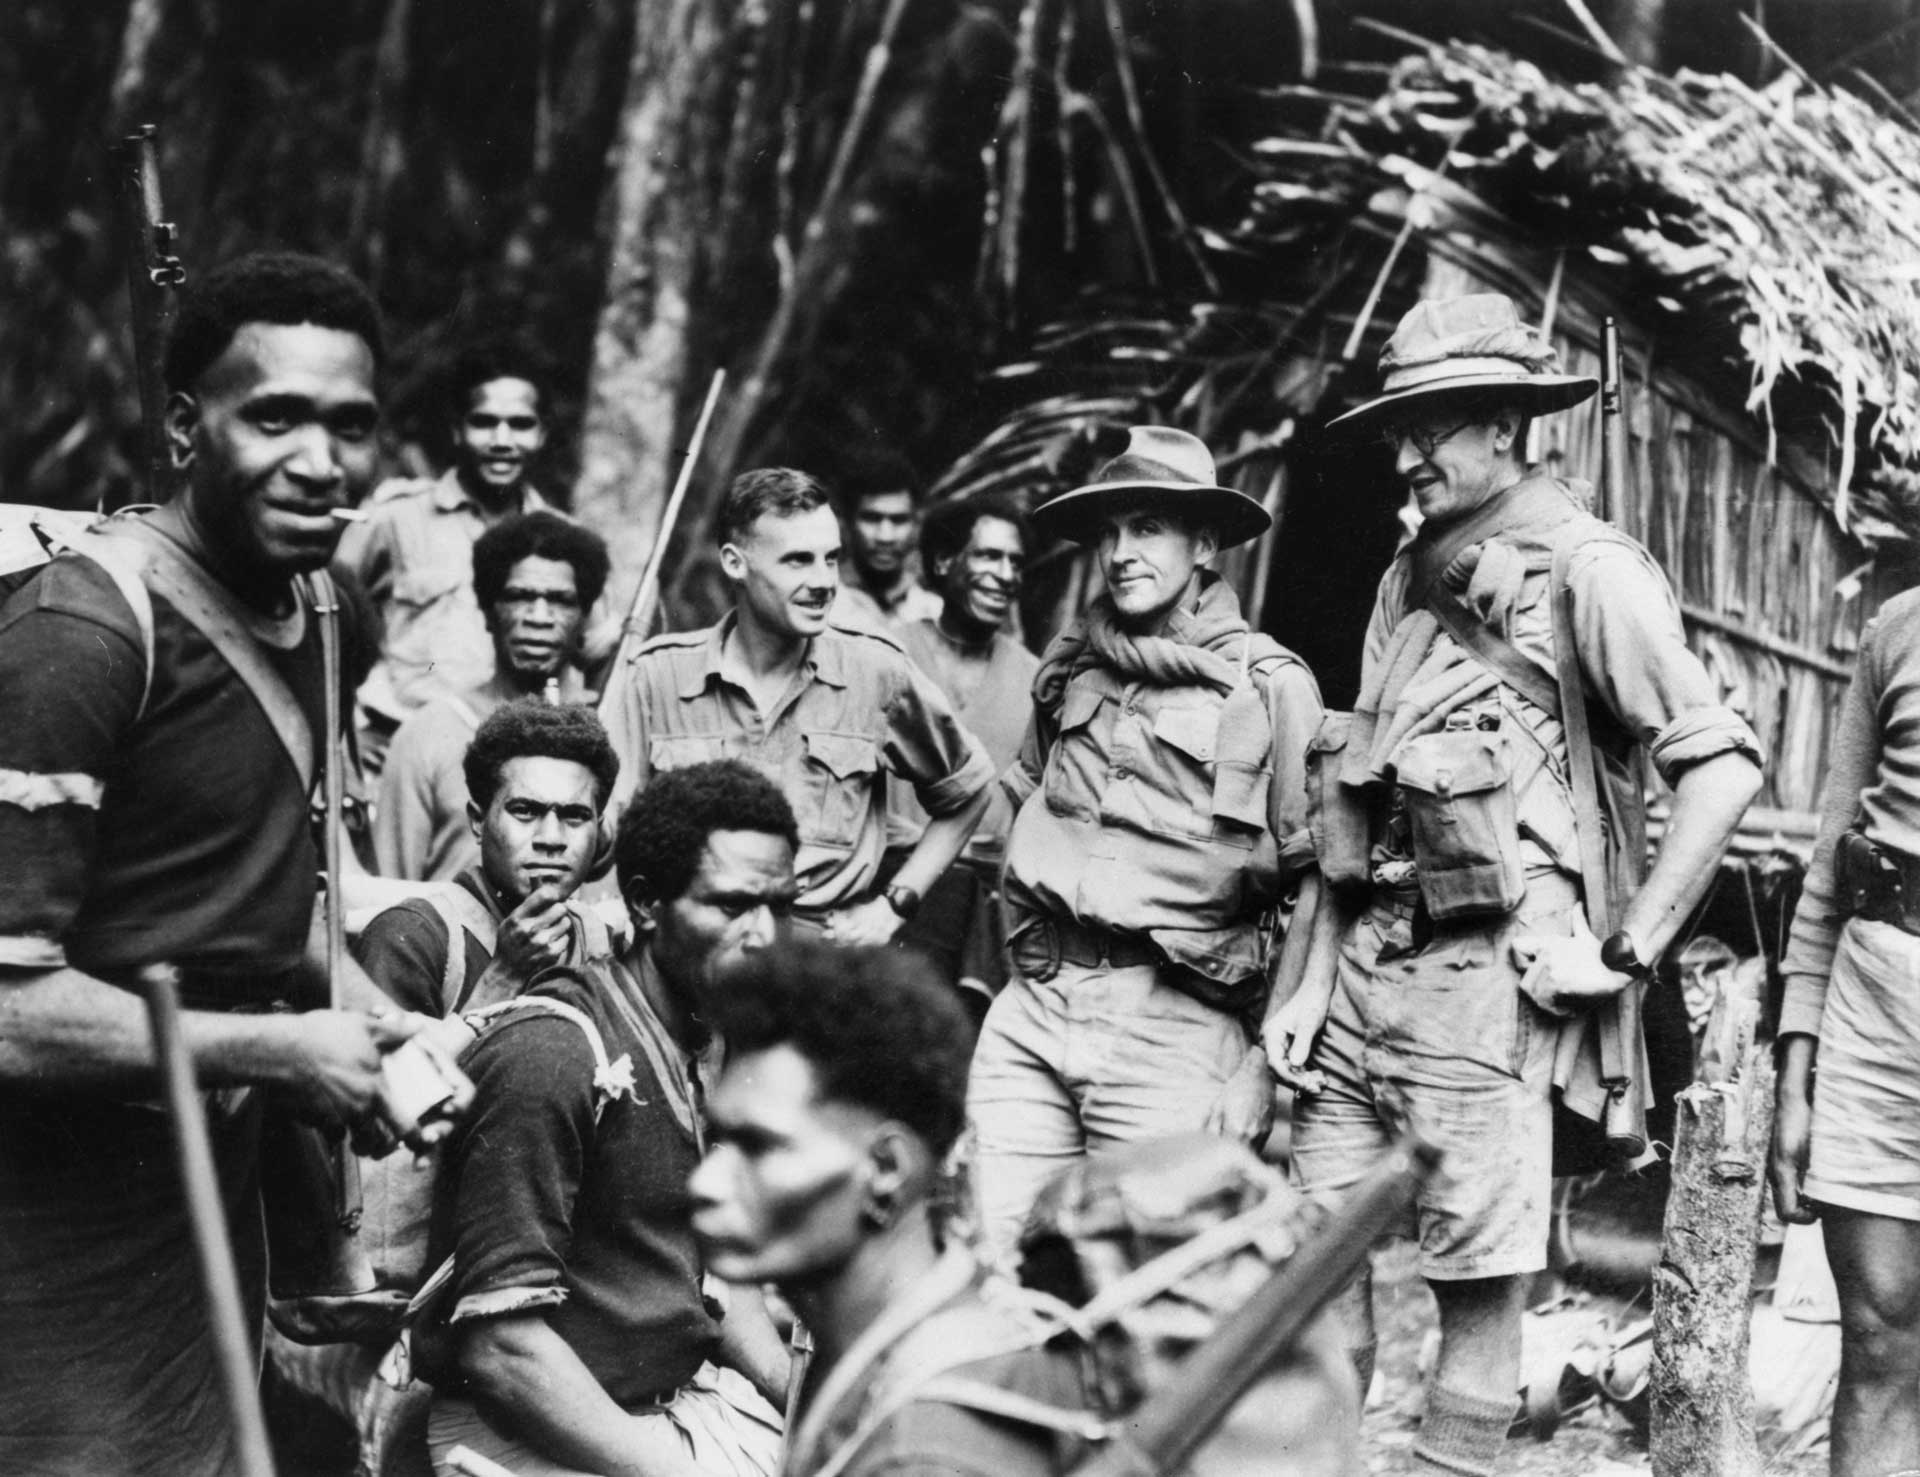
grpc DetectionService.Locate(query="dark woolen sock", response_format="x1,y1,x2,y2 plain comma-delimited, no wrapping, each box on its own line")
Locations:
1413,1383,1514,1477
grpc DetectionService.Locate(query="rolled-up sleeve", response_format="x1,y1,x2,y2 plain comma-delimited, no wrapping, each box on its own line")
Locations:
442,1016,595,1324
883,658,994,818
1568,541,1763,784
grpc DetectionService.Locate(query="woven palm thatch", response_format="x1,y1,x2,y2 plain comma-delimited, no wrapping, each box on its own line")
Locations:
939,37,1920,547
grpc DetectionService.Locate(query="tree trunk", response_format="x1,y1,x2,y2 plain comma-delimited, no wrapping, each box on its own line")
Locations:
1649,1045,1776,1477
571,0,729,620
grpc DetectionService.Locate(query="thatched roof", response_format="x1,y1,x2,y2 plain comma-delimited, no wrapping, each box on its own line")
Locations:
1289,41,1920,540
939,39,1920,545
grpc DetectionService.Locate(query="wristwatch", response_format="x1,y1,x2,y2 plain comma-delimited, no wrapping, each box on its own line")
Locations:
884,884,923,921
1600,929,1653,981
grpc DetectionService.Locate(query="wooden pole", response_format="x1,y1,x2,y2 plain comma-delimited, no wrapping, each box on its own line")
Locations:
139,965,278,1477
1649,1042,1776,1477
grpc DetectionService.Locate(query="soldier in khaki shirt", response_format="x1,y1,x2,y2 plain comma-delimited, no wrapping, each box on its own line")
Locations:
603,468,994,941
968,427,1324,1263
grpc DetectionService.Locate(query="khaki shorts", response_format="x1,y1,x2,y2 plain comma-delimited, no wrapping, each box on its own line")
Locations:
1290,873,1579,1280
1806,918,1920,1221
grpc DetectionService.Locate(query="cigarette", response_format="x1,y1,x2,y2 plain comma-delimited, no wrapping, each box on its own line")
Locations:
329,507,368,523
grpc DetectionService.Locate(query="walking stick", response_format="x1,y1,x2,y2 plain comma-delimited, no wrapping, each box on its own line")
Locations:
597,370,726,723
138,965,278,1477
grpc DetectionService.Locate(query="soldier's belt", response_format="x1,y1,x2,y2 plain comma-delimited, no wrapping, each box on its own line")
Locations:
1012,917,1159,981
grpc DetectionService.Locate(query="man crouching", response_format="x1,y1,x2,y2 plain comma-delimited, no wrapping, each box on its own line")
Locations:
692,941,1087,1477
424,759,800,1476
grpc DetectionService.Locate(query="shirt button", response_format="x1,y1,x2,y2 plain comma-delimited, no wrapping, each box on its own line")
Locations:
1113,766,1130,780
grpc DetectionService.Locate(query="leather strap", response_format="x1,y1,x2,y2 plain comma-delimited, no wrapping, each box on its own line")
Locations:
1549,539,1639,1152
91,521,317,794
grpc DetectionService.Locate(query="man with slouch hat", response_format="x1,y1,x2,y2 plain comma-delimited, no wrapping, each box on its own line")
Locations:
967,426,1324,1260
1273,293,1762,1475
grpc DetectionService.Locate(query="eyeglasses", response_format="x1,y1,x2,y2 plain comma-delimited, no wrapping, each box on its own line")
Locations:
1375,418,1478,457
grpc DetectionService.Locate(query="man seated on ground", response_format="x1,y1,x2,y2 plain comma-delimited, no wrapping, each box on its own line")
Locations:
374,512,609,882
361,700,621,1020
425,759,797,1477
894,493,1038,1024
692,940,1087,1477
338,334,560,775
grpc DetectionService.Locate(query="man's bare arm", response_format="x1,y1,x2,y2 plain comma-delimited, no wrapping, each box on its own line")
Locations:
1620,750,1764,958
459,1315,705,1477
0,964,387,1124
892,786,991,898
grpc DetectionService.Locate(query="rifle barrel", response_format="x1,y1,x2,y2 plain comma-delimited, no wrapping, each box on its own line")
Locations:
114,124,184,509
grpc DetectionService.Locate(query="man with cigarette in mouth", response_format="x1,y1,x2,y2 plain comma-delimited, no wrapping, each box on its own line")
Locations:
373,512,610,883
0,250,472,1477
603,467,994,945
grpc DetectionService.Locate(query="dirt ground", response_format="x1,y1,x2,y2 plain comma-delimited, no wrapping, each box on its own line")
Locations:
1361,1240,1829,1477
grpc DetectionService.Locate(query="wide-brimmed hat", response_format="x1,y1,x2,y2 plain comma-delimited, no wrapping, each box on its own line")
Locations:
1031,427,1271,548
1328,293,1598,432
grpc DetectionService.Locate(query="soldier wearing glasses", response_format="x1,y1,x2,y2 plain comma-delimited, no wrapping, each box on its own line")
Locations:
1271,294,1761,1476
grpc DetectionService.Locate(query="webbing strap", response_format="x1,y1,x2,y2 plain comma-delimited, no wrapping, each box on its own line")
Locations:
88,522,317,792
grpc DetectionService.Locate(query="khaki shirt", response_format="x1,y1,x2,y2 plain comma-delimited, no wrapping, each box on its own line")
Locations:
1004,598,1323,997
604,615,995,915
335,470,553,723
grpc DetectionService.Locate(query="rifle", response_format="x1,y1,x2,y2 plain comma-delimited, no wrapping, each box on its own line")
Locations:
1068,1134,1440,1477
1570,317,1650,1164
596,370,726,722
112,124,186,509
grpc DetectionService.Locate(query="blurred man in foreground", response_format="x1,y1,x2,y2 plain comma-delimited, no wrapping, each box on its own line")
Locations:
694,940,1086,1477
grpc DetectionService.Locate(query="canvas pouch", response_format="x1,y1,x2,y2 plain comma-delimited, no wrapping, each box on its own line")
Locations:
1391,727,1525,921
1305,712,1372,893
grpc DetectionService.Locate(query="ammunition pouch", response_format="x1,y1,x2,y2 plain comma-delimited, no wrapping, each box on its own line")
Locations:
1391,728,1526,923
1836,830,1920,936
1305,712,1372,895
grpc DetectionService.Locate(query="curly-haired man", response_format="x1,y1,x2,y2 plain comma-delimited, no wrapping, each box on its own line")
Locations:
0,251,472,1476
424,759,801,1477
374,511,611,881
358,699,622,1021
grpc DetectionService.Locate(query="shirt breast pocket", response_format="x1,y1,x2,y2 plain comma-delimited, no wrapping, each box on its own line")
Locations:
1152,704,1268,849
801,731,879,849
1042,685,1105,819
649,735,730,774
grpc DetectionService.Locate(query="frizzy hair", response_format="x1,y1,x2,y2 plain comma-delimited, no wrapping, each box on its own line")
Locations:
707,940,971,1159
462,699,620,810
614,759,799,904
165,251,384,393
